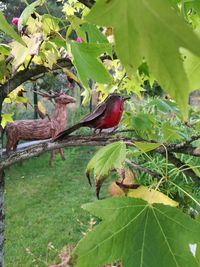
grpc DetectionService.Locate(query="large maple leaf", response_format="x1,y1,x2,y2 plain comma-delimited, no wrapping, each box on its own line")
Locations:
86,0,200,118
73,197,200,267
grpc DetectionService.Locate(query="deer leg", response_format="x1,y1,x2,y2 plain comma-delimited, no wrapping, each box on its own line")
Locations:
6,139,15,156
49,128,57,166
49,150,55,167
59,148,65,161
13,141,19,151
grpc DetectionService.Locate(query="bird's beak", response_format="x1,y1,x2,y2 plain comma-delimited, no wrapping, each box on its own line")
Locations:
123,96,131,101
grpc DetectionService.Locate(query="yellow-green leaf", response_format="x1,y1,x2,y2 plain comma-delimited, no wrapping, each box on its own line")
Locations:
127,185,178,207
86,0,200,119
1,113,13,128
87,141,126,179
134,141,162,153
71,42,112,88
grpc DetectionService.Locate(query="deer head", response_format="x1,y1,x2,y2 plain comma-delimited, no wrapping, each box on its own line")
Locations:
55,94,76,105
34,90,76,105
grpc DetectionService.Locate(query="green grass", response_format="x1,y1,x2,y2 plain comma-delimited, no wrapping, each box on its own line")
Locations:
4,147,97,267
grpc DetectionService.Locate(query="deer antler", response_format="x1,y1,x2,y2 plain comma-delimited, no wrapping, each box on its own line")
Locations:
33,90,62,99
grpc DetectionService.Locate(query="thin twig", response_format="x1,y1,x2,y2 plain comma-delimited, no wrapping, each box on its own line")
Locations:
125,159,163,180
167,153,200,185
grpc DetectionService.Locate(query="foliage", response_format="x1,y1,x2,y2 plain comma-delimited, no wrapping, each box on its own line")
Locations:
1,0,200,266
86,0,200,118
86,141,126,180
0,10,25,45
0,0,199,112
71,42,112,94
73,197,200,267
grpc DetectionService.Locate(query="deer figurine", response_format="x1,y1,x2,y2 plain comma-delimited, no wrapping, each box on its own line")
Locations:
5,91,76,165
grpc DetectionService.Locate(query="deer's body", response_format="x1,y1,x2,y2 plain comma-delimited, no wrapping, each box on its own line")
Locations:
5,93,76,165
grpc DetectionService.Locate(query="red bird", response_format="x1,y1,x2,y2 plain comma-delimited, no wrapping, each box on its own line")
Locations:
54,93,130,140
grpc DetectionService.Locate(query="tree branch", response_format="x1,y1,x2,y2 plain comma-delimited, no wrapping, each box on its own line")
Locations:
157,134,200,155
0,58,73,123
1,133,200,170
0,135,132,169
0,58,73,102
77,0,95,8
125,159,162,180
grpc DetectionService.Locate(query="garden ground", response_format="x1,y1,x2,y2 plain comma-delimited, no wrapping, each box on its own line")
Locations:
5,146,98,267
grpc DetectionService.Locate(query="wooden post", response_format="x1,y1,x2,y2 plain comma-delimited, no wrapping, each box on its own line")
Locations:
0,169,4,267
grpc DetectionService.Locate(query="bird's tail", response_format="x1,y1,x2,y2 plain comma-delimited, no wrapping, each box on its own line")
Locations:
54,122,83,141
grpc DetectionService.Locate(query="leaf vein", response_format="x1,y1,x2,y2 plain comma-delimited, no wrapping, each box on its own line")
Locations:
152,208,180,267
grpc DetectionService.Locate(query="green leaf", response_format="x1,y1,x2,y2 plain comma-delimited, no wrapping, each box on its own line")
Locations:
86,0,200,118
73,197,200,267
86,141,126,179
71,42,112,88
161,121,182,142
39,41,60,69
148,98,179,113
10,40,29,73
80,23,109,43
3,97,12,104
134,141,162,153
196,243,200,263
132,113,155,132
182,48,200,90
41,14,60,35
16,96,28,104
0,44,11,56
67,15,86,40
50,35,66,48
1,113,13,128
18,0,45,26
11,33,43,73
184,0,200,16
0,61,6,81
0,11,25,46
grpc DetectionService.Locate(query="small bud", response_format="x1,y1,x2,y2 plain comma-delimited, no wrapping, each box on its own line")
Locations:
76,37,83,43
12,17,19,26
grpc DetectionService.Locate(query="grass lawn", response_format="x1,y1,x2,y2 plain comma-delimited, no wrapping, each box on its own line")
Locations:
4,146,98,267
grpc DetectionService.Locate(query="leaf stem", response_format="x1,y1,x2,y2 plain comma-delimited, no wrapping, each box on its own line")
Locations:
169,180,200,208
